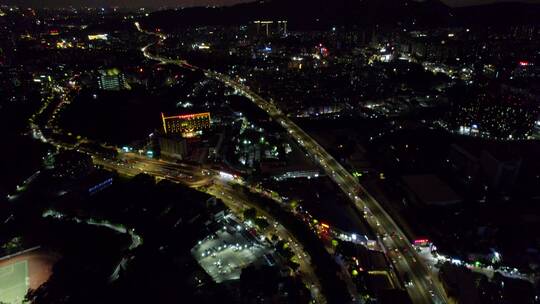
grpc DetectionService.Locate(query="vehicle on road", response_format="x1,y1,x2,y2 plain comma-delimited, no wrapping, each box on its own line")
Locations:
403,272,413,287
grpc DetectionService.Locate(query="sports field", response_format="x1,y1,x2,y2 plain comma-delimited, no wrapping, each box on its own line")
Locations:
0,260,28,304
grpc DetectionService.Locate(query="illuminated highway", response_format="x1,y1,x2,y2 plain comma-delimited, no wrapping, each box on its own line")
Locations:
29,62,327,303
96,154,327,303
214,73,449,304
39,133,328,303
206,179,326,303
137,23,449,304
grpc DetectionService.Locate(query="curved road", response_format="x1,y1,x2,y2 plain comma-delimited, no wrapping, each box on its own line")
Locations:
29,47,327,302
137,23,449,304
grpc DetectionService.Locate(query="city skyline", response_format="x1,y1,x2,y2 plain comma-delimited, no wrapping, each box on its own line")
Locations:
1,1,539,304
3,0,540,8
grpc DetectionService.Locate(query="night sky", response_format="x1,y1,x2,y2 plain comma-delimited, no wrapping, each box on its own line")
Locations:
3,0,540,8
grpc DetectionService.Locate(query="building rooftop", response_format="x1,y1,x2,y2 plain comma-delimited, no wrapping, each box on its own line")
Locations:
191,214,271,283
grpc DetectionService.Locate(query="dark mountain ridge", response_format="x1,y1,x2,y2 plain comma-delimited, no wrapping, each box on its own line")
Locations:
141,0,540,31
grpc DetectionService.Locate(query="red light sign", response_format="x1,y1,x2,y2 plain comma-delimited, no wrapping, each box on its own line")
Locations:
162,112,211,120
519,61,530,66
414,239,430,245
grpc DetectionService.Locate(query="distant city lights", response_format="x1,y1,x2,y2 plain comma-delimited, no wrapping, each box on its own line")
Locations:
88,34,108,40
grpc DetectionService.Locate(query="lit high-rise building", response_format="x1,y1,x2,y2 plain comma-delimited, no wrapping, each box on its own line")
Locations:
253,20,288,37
97,68,126,91
161,112,211,138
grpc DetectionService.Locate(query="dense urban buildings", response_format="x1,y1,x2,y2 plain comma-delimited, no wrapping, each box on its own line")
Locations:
1,1,540,304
